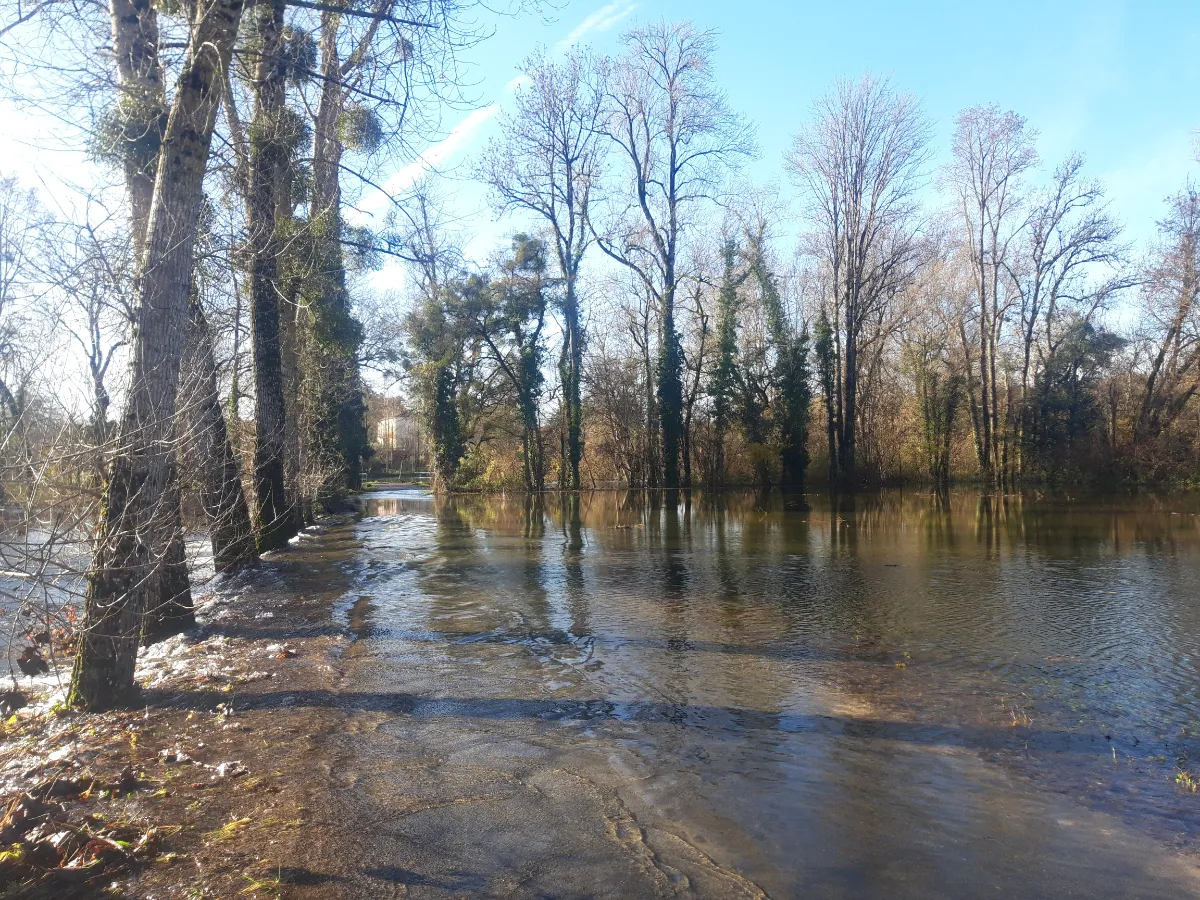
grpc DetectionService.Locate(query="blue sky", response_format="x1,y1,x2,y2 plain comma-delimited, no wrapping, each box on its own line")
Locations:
357,0,1199,275
2,0,1196,270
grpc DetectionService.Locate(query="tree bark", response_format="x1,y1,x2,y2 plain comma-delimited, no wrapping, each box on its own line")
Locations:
70,0,246,711
110,0,194,643
109,0,165,235
140,458,194,643
658,297,683,490
247,0,298,548
562,279,584,490
179,294,258,572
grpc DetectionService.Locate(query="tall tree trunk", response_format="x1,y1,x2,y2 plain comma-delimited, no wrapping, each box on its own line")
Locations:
839,311,858,487
279,283,308,523
562,278,584,490
978,296,993,480
179,294,258,572
110,0,194,641
658,297,683,490
989,301,1003,483
639,314,659,489
247,0,296,548
109,0,165,234
302,11,369,505
141,458,194,643
70,0,246,710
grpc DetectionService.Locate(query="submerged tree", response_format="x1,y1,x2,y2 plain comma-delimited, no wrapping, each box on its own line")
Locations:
460,236,552,492
813,307,838,481
708,240,746,485
746,225,810,489
1026,318,1125,478
598,21,753,490
481,49,604,490
1011,153,1128,480
789,76,930,487
944,105,1037,485
243,0,302,548
902,243,966,486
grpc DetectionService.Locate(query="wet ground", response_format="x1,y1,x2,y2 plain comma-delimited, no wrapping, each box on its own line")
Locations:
278,488,1200,898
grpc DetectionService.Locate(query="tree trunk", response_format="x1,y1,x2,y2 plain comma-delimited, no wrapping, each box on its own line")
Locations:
658,299,683,490
141,458,194,643
562,278,583,490
108,0,195,642
279,283,308,523
978,297,993,479
839,315,858,487
180,294,258,572
246,0,297,548
306,10,368,506
109,0,165,236
69,0,246,711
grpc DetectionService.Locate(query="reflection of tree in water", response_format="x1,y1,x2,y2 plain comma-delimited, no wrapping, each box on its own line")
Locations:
712,494,741,626
661,490,689,601
522,495,545,540
561,494,589,638
518,495,552,636
827,490,860,557
417,497,482,637
919,488,958,552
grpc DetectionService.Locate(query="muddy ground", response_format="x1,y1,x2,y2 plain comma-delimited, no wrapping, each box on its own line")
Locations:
0,521,367,899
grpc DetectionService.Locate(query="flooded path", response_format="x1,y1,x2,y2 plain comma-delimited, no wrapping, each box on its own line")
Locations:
310,489,1200,898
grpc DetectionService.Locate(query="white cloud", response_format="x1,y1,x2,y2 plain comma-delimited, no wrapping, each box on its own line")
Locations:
555,0,638,53
367,73,535,212
358,2,637,221
368,103,502,208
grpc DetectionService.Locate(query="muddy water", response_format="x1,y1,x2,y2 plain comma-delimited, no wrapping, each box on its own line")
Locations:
323,489,1200,898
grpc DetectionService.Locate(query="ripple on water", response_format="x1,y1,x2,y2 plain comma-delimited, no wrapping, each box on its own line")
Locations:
326,489,1200,897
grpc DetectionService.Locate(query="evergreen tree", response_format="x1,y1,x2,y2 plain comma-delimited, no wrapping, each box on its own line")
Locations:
709,240,746,485
750,240,811,489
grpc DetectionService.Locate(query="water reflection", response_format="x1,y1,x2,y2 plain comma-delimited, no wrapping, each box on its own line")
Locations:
334,488,1200,897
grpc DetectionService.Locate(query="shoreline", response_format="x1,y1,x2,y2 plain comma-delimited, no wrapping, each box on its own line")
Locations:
362,479,1200,498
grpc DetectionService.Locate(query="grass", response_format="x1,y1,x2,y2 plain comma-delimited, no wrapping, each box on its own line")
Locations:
204,817,252,843
240,870,283,895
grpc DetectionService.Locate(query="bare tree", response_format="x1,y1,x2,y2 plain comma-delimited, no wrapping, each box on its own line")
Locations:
0,175,47,448
901,231,967,485
1134,187,1200,446
597,20,753,490
1012,154,1130,476
789,75,930,487
944,104,1037,484
481,48,604,491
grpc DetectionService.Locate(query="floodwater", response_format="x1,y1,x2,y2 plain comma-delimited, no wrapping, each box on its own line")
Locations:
320,488,1200,898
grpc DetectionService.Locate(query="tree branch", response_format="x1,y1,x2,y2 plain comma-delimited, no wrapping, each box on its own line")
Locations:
285,0,431,29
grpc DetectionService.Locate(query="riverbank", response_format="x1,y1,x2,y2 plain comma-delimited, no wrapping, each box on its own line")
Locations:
0,521,362,899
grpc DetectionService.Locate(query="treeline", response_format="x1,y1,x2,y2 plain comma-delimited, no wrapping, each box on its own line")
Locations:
401,23,1200,492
